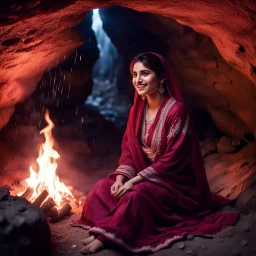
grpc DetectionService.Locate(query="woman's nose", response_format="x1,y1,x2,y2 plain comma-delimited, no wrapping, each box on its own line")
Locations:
135,75,142,84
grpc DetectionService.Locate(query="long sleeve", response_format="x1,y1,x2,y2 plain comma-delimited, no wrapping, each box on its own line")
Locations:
108,108,137,180
138,104,192,182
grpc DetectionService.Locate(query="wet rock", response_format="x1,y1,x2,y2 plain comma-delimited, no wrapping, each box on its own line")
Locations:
0,187,51,256
200,139,217,157
217,136,244,154
187,234,194,240
0,185,10,200
177,242,185,250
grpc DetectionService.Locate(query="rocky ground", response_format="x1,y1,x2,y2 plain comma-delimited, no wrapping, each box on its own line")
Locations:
50,205,256,256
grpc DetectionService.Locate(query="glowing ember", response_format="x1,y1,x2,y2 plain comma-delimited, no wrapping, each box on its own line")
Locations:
22,109,73,207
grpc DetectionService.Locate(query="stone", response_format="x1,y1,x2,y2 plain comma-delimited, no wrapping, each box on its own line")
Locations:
0,187,51,256
187,234,194,240
217,136,239,154
240,240,248,247
186,249,197,256
200,139,217,158
177,242,185,250
243,225,252,233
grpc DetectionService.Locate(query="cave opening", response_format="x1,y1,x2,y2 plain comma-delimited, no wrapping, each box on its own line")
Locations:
1,2,256,256
85,9,130,127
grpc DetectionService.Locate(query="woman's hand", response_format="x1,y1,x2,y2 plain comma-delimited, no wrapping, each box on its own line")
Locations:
111,178,124,196
114,181,134,199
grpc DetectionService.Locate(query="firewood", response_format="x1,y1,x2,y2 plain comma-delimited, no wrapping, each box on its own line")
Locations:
20,187,33,200
40,197,56,214
49,203,72,223
32,190,49,207
49,207,59,223
58,203,72,219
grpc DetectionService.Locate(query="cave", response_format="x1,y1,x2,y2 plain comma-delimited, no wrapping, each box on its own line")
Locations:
1,1,256,256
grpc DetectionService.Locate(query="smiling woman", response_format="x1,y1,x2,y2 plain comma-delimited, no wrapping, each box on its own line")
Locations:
72,52,239,255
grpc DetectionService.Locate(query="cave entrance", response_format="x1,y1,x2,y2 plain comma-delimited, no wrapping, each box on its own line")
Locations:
85,9,128,127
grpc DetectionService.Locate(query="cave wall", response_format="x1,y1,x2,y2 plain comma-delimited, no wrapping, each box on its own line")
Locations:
0,1,101,130
1,0,256,136
1,0,256,198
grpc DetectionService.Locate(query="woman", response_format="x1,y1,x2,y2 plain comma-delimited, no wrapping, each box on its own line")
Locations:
72,52,239,254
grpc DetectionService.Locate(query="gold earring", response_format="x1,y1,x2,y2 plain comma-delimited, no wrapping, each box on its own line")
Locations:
159,83,165,94
141,94,146,100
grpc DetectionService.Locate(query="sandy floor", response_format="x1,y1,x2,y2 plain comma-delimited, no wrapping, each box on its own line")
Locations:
50,205,256,256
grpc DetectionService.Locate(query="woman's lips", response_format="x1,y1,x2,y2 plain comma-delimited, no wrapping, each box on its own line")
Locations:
137,84,147,91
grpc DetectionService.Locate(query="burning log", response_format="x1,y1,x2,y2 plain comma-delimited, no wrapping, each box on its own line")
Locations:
32,190,49,207
20,187,34,200
59,203,72,219
49,207,59,222
49,203,72,223
40,197,56,214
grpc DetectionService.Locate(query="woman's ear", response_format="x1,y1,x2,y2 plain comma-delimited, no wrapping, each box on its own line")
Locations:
160,79,165,85
160,73,166,84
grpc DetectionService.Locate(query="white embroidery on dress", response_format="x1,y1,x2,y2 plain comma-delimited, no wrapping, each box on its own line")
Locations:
138,167,161,182
167,113,190,140
141,98,176,162
71,222,91,229
182,115,190,135
89,226,183,253
167,118,182,139
113,165,136,179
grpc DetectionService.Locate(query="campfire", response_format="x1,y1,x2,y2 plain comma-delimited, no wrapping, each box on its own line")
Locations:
17,109,76,222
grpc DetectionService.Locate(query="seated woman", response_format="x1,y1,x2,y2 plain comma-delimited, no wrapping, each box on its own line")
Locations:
72,52,239,254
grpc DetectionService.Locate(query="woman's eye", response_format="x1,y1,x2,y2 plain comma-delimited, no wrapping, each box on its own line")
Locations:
142,72,149,76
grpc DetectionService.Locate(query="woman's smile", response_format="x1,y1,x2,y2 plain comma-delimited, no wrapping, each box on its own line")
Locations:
136,84,148,90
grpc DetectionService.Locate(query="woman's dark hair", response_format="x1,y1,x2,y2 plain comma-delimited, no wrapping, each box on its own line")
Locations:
129,52,165,78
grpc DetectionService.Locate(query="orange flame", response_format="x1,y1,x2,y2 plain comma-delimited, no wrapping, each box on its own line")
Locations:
24,109,73,207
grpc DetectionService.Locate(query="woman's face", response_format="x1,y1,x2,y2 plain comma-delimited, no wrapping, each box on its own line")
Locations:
132,62,162,97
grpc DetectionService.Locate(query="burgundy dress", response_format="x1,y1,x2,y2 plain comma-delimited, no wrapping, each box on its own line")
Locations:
72,53,239,254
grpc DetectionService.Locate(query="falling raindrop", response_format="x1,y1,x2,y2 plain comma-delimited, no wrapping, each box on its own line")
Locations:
67,84,70,99
80,117,84,134
74,50,78,65
76,105,78,115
